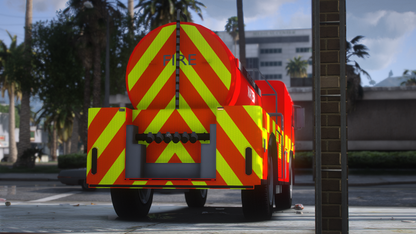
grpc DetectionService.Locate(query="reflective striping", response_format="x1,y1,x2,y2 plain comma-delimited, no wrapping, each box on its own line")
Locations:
216,149,242,186
99,149,125,185
145,108,174,133
155,142,195,163
88,108,100,128
128,25,175,90
191,181,207,186
181,24,231,89
164,181,175,189
136,63,176,110
132,181,147,186
178,95,207,133
180,52,220,111
217,109,262,178
91,112,125,159
132,110,141,123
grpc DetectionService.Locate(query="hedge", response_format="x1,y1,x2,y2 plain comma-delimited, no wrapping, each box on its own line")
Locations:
294,151,416,169
58,153,87,169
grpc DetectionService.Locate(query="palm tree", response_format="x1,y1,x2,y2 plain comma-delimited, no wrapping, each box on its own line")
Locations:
0,32,24,163
286,56,308,78
135,0,205,30
401,69,416,86
346,35,374,84
225,16,239,55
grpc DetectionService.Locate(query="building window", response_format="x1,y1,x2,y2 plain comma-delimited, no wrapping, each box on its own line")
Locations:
246,57,259,69
264,74,282,79
260,48,282,54
308,73,312,78
260,61,282,67
296,47,311,53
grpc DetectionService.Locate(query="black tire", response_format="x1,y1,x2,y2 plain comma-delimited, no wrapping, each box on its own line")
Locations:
241,156,274,220
185,189,208,208
275,154,293,210
111,188,153,219
81,180,96,191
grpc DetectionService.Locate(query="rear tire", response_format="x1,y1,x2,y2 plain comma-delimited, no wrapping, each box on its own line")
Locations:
275,154,293,210
241,156,274,220
111,189,153,219
185,189,207,208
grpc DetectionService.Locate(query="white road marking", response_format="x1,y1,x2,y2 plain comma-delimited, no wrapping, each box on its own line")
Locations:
28,192,81,203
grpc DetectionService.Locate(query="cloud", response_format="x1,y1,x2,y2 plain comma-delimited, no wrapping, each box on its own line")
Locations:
6,0,67,13
273,9,311,29
348,10,416,71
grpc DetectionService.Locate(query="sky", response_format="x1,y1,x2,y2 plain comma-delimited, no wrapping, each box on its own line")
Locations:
0,0,415,108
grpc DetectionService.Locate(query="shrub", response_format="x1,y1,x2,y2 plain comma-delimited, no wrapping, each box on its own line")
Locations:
58,153,87,169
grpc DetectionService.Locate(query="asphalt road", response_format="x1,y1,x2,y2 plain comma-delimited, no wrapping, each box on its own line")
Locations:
1,181,416,207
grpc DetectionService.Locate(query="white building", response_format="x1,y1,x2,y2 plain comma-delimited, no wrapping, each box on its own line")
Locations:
217,28,312,87
0,112,49,161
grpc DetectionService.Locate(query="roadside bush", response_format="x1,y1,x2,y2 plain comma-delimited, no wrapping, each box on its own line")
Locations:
294,151,416,169
58,153,87,169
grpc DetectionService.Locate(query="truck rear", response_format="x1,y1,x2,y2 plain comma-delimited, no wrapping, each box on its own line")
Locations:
86,21,304,220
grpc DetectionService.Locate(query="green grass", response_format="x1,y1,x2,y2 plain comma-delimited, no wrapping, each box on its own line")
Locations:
0,164,60,173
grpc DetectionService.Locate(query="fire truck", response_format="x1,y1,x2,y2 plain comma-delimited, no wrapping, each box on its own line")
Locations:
86,21,304,220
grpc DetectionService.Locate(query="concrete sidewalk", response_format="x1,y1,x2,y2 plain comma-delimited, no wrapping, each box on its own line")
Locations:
1,172,416,186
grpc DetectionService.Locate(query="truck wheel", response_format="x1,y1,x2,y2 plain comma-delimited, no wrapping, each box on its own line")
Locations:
81,180,96,191
241,156,274,220
275,155,293,210
111,189,153,219
185,189,208,208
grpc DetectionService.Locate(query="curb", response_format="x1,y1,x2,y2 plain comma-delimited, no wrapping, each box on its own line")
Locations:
295,181,416,186
0,178,59,181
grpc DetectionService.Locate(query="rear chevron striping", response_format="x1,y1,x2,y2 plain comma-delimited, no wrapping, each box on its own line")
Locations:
180,51,219,111
178,95,207,133
145,107,174,133
216,149,242,186
128,25,175,90
99,149,125,185
136,61,176,110
155,142,195,163
217,108,262,179
181,25,231,89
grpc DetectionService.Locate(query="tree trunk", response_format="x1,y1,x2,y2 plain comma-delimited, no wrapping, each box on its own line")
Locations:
128,0,134,38
92,45,102,107
237,0,246,67
15,0,33,167
15,91,31,166
7,85,18,163
81,68,91,153
51,123,57,161
70,113,79,154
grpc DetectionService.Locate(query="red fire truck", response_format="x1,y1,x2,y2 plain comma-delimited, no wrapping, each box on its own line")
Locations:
86,21,304,220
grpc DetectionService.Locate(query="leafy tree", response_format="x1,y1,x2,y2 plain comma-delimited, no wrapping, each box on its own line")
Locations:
225,16,238,55
32,13,85,159
286,56,308,78
346,35,373,83
0,32,24,162
135,0,205,30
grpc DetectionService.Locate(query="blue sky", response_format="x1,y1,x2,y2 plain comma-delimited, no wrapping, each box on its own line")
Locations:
0,0,415,108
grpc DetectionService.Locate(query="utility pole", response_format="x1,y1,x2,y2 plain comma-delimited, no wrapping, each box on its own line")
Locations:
236,0,246,67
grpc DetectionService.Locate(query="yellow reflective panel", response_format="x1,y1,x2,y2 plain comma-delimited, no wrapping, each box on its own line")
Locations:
92,112,125,160
128,25,175,90
132,181,147,186
181,24,231,89
99,149,125,185
163,181,175,189
216,149,242,186
191,181,207,186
